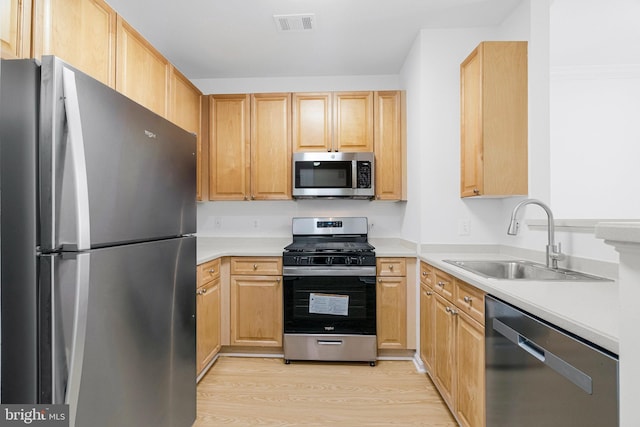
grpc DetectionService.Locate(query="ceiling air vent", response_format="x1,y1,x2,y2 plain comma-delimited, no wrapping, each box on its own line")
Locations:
273,14,315,32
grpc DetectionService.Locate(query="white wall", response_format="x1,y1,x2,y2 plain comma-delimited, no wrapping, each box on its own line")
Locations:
549,0,640,219
195,0,622,264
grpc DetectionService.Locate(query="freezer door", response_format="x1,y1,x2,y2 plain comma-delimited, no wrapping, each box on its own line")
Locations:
39,56,196,251
40,237,196,427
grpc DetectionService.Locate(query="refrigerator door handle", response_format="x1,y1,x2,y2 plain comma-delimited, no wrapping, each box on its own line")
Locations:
61,67,91,251
64,253,91,426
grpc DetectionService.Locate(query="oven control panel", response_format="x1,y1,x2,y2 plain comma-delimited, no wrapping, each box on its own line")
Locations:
283,254,376,266
317,220,343,228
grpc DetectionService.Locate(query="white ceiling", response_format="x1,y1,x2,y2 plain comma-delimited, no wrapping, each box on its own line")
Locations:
105,0,523,79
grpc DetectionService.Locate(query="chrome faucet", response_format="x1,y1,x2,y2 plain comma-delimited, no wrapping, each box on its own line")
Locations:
507,199,564,269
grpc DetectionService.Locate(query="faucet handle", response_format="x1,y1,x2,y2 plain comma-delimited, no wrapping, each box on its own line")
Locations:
549,242,565,261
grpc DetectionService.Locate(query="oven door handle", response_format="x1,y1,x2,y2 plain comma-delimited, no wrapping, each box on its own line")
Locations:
317,340,343,345
283,266,376,277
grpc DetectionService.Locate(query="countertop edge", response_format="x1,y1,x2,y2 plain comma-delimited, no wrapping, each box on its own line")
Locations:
420,252,619,355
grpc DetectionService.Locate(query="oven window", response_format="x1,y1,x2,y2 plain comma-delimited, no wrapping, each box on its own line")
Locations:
295,161,352,188
283,275,376,335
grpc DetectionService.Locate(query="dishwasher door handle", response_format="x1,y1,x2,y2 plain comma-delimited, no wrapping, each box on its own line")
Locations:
493,318,593,394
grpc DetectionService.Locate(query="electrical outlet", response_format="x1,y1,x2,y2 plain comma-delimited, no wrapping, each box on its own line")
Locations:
458,219,470,236
253,219,260,229
214,217,222,229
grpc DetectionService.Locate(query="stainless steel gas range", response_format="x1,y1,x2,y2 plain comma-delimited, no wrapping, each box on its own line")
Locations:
282,217,377,366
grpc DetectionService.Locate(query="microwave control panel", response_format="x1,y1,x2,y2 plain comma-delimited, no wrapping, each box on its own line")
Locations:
357,161,372,189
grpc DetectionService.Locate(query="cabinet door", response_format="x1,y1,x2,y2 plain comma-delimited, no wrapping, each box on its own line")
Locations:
196,277,220,374
292,92,332,152
169,66,201,134
434,294,456,408
169,67,202,200
250,93,292,200
116,16,170,117
230,276,283,346
420,283,435,373
209,94,250,200
333,91,373,152
1,0,31,59
376,276,407,349
460,42,528,197
374,91,406,200
460,46,483,197
456,312,485,427
32,0,116,86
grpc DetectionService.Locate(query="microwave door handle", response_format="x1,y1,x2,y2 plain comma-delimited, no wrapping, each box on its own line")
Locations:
352,161,357,189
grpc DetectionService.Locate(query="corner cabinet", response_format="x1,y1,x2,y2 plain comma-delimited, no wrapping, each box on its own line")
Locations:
197,258,221,376
229,257,283,347
420,261,485,427
460,41,528,198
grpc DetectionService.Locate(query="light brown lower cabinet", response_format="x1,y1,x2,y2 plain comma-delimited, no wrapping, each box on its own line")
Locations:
230,257,283,347
197,258,221,375
376,258,407,349
420,261,485,427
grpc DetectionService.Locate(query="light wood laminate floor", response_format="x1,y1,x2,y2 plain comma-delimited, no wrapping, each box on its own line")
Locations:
195,356,457,426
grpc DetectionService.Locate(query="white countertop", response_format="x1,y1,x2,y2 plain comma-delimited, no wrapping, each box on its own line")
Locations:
196,236,417,264
420,251,619,354
196,236,619,354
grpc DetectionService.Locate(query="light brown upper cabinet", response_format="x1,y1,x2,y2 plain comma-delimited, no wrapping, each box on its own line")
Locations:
460,41,528,198
374,91,407,200
116,16,170,118
169,67,203,199
293,91,373,153
250,93,292,200
1,0,31,59
292,92,332,152
32,0,116,86
208,94,251,200
334,91,374,152
208,93,291,201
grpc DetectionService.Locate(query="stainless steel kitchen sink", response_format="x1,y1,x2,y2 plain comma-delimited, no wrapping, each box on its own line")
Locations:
443,259,612,281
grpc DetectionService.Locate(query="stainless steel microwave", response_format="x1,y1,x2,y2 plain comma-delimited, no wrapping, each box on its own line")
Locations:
292,152,375,199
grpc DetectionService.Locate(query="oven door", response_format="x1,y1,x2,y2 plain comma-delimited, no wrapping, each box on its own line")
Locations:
283,274,376,335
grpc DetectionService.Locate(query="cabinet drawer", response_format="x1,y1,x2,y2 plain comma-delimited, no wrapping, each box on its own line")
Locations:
377,258,407,276
230,257,282,275
433,268,454,301
198,258,221,285
455,279,485,324
420,261,434,287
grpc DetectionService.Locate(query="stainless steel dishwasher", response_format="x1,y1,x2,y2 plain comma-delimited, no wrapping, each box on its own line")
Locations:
485,295,618,426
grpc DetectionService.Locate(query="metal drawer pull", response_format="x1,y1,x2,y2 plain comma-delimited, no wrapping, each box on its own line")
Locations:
437,281,445,287
317,340,343,345
464,296,472,303
209,269,215,274
493,318,593,394
253,264,258,270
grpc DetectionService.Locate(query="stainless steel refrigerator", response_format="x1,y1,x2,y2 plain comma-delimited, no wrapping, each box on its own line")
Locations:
1,56,197,426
